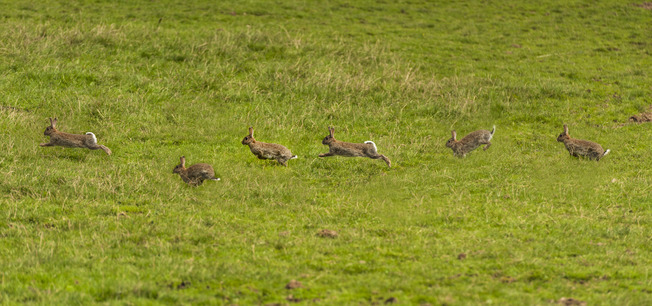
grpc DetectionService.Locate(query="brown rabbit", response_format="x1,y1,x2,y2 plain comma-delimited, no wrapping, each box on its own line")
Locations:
557,124,610,161
40,117,112,155
241,127,297,166
172,156,220,186
446,126,495,157
319,127,391,167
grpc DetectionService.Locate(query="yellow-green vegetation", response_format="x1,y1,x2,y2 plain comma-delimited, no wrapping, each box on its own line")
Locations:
1,0,650,304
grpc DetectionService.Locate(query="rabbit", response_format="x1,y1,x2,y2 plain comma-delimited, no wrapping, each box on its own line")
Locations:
557,124,610,161
172,156,220,186
446,125,495,157
241,126,297,166
40,117,112,155
319,126,391,167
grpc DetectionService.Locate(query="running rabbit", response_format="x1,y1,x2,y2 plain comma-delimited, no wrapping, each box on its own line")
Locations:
241,127,297,166
319,126,391,167
172,156,220,186
446,126,495,157
557,124,610,161
40,117,112,155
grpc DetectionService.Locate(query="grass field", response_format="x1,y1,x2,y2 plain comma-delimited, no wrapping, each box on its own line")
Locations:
1,0,651,304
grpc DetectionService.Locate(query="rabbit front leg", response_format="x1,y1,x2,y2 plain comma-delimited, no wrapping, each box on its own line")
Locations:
319,151,335,157
40,142,55,147
483,142,491,151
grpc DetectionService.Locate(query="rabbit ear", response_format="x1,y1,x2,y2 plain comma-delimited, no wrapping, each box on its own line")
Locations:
451,130,457,140
180,156,186,167
329,127,334,137
48,118,53,126
53,118,58,127
563,124,569,135
248,126,253,137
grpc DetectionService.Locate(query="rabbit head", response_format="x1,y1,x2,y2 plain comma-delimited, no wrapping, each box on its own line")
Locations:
173,156,186,174
557,125,571,142
241,127,256,145
322,127,336,145
445,130,457,148
44,117,58,136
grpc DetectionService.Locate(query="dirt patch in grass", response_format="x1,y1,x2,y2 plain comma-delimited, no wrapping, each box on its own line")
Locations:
553,297,586,306
634,2,652,10
167,280,191,290
629,112,652,123
285,280,303,290
317,229,338,238
384,297,397,304
1,105,30,112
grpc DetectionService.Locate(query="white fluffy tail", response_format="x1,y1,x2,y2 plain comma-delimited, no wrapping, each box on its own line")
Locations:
364,141,377,151
210,177,220,181
290,155,298,159
603,149,610,157
487,126,496,141
86,132,97,144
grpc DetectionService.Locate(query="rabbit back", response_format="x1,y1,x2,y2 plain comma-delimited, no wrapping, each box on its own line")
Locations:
49,132,94,148
329,141,375,157
187,163,217,180
459,129,493,146
248,142,294,160
448,129,493,156
562,138,605,160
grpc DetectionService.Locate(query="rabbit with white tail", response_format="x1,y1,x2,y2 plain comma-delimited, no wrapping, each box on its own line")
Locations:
40,117,112,155
173,156,220,186
241,127,297,166
319,127,391,167
446,125,495,157
557,124,610,161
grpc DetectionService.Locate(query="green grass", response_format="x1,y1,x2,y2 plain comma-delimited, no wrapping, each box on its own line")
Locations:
1,0,651,304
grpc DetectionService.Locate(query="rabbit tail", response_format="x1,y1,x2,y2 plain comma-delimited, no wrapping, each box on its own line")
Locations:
290,155,298,159
488,125,496,141
364,141,377,152
602,149,610,158
86,132,97,144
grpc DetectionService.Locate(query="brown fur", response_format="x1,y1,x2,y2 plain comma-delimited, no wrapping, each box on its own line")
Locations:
556,124,609,161
446,126,495,157
172,156,219,186
241,127,296,166
40,118,111,155
318,127,391,167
